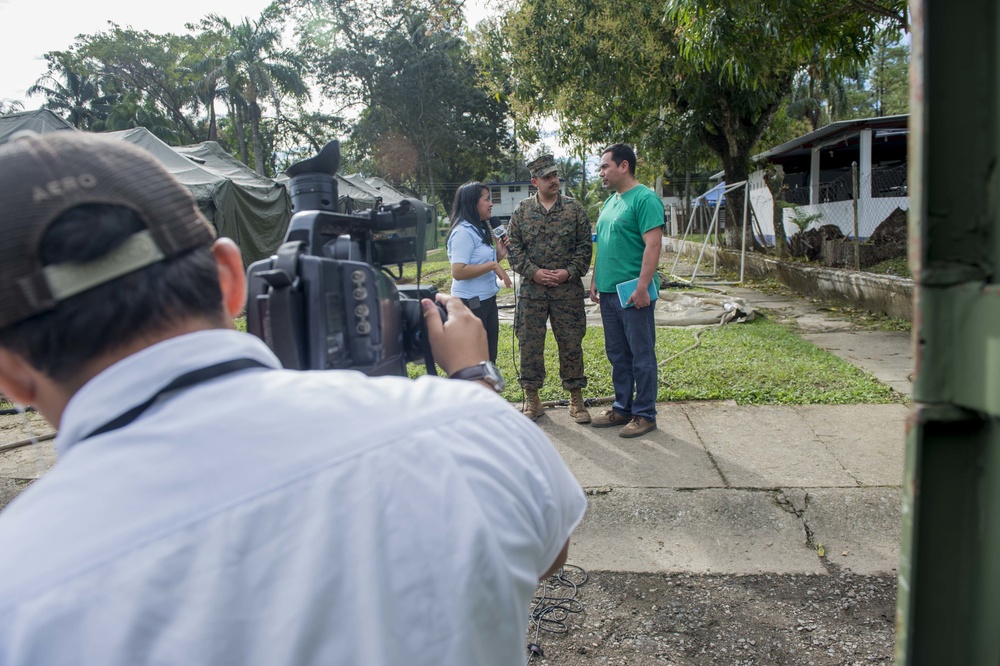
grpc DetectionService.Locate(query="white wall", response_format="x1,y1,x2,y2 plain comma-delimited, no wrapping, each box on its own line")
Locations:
489,182,570,219
747,169,908,242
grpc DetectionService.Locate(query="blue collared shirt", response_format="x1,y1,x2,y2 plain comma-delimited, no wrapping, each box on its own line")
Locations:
447,220,500,299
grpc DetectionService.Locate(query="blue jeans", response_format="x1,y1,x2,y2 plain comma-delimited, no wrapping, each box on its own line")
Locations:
599,292,657,421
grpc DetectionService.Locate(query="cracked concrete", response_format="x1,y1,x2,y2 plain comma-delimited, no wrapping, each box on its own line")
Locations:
536,400,907,577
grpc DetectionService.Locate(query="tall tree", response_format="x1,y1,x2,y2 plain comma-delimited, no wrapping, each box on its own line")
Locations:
28,52,115,130
295,0,512,208
558,157,583,189
867,35,909,117
504,0,900,248
203,7,309,174
96,91,182,143
74,25,204,142
0,99,24,115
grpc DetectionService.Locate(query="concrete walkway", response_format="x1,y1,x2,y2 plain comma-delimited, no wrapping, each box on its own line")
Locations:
538,402,905,576
537,281,913,577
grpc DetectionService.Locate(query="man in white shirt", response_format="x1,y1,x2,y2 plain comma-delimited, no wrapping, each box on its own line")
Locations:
0,132,587,665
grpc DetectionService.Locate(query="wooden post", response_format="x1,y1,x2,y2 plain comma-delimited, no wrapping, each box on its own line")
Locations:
852,161,860,271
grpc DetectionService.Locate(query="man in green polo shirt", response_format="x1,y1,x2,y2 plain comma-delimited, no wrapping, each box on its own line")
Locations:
588,143,664,438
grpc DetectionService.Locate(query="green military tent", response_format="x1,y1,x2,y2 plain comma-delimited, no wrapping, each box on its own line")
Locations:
0,111,290,266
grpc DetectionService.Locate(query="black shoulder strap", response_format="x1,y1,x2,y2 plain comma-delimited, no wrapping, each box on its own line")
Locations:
80,358,268,442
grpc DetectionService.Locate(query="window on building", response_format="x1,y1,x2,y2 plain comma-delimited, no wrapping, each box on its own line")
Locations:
490,187,501,203
508,185,522,193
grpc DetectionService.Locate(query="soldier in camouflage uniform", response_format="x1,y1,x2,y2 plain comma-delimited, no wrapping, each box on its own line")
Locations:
507,154,593,423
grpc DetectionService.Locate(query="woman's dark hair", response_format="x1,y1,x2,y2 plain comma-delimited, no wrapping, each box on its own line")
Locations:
448,181,492,246
0,204,223,381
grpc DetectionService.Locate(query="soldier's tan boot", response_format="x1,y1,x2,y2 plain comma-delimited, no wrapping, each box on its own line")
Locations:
522,389,543,421
569,390,591,424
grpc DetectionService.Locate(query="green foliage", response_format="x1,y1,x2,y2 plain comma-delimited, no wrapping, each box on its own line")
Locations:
568,180,608,224
193,8,309,175
72,25,207,141
27,51,117,131
866,257,911,279
503,0,899,248
0,99,24,115
407,318,901,405
783,204,823,234
785,33,909,128
294,0,512,209
29,6,312,174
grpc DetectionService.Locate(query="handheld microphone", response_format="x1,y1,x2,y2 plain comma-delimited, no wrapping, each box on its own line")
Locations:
488,216,508,241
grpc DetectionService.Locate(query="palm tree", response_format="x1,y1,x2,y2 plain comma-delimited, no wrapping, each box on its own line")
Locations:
27,54,114,129
97,92,181,144
201,8,309,174
787,58,854,130
557,157,584,189
569,180,607,224
0,99,24,115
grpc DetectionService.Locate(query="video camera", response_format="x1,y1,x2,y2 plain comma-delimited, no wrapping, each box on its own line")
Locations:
245,140,441,376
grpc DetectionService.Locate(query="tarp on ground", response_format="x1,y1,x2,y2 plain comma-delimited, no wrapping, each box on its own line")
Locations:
105,129,289,265
0,109,75,143
498,275,756,327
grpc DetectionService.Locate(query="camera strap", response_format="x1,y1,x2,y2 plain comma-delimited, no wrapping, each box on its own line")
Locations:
79,358,268,442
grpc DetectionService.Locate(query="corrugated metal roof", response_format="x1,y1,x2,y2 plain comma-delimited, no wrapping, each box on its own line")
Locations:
757,114,909,161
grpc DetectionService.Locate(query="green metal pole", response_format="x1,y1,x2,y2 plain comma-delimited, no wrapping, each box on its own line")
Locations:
897,0,1000,663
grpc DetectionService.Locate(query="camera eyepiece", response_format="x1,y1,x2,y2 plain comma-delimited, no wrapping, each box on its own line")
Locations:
286,140,342,214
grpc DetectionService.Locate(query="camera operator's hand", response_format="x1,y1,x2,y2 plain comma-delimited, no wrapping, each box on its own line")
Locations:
421,294,489,376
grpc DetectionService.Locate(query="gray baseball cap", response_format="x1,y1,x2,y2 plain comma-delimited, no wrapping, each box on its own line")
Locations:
0,132,216,329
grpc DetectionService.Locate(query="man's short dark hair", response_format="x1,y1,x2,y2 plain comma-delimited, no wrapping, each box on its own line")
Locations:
602,143,637,175
0,204,222,381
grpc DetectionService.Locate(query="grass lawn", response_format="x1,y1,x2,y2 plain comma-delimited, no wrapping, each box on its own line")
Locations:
408,317,902,406
2,314,898,412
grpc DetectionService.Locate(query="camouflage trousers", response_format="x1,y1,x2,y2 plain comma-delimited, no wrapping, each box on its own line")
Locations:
514,297,587,390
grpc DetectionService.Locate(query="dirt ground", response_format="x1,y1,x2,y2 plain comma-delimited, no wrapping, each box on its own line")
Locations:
526,567,896,665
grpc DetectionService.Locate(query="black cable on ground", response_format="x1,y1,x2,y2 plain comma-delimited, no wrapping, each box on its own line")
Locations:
526,564,589,663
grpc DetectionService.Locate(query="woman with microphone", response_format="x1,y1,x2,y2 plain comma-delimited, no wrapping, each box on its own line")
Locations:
447,181,512,363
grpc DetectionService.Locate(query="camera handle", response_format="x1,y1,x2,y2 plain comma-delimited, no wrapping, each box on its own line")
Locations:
256,241,307,370
401,295,447,376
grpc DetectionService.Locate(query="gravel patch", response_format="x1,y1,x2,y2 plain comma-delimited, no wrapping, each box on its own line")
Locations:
526,567,896,665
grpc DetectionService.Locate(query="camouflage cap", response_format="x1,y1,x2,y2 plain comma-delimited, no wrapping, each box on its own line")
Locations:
526,154,558,179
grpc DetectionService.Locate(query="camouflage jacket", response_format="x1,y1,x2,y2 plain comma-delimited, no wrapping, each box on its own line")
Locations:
507,194,593,300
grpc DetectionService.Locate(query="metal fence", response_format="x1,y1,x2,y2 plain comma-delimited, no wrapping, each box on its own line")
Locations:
667,164,909,272
770,163,909,270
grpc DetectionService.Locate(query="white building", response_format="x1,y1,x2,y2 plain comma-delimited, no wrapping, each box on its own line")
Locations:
485,179,567,221
746,115,908,243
